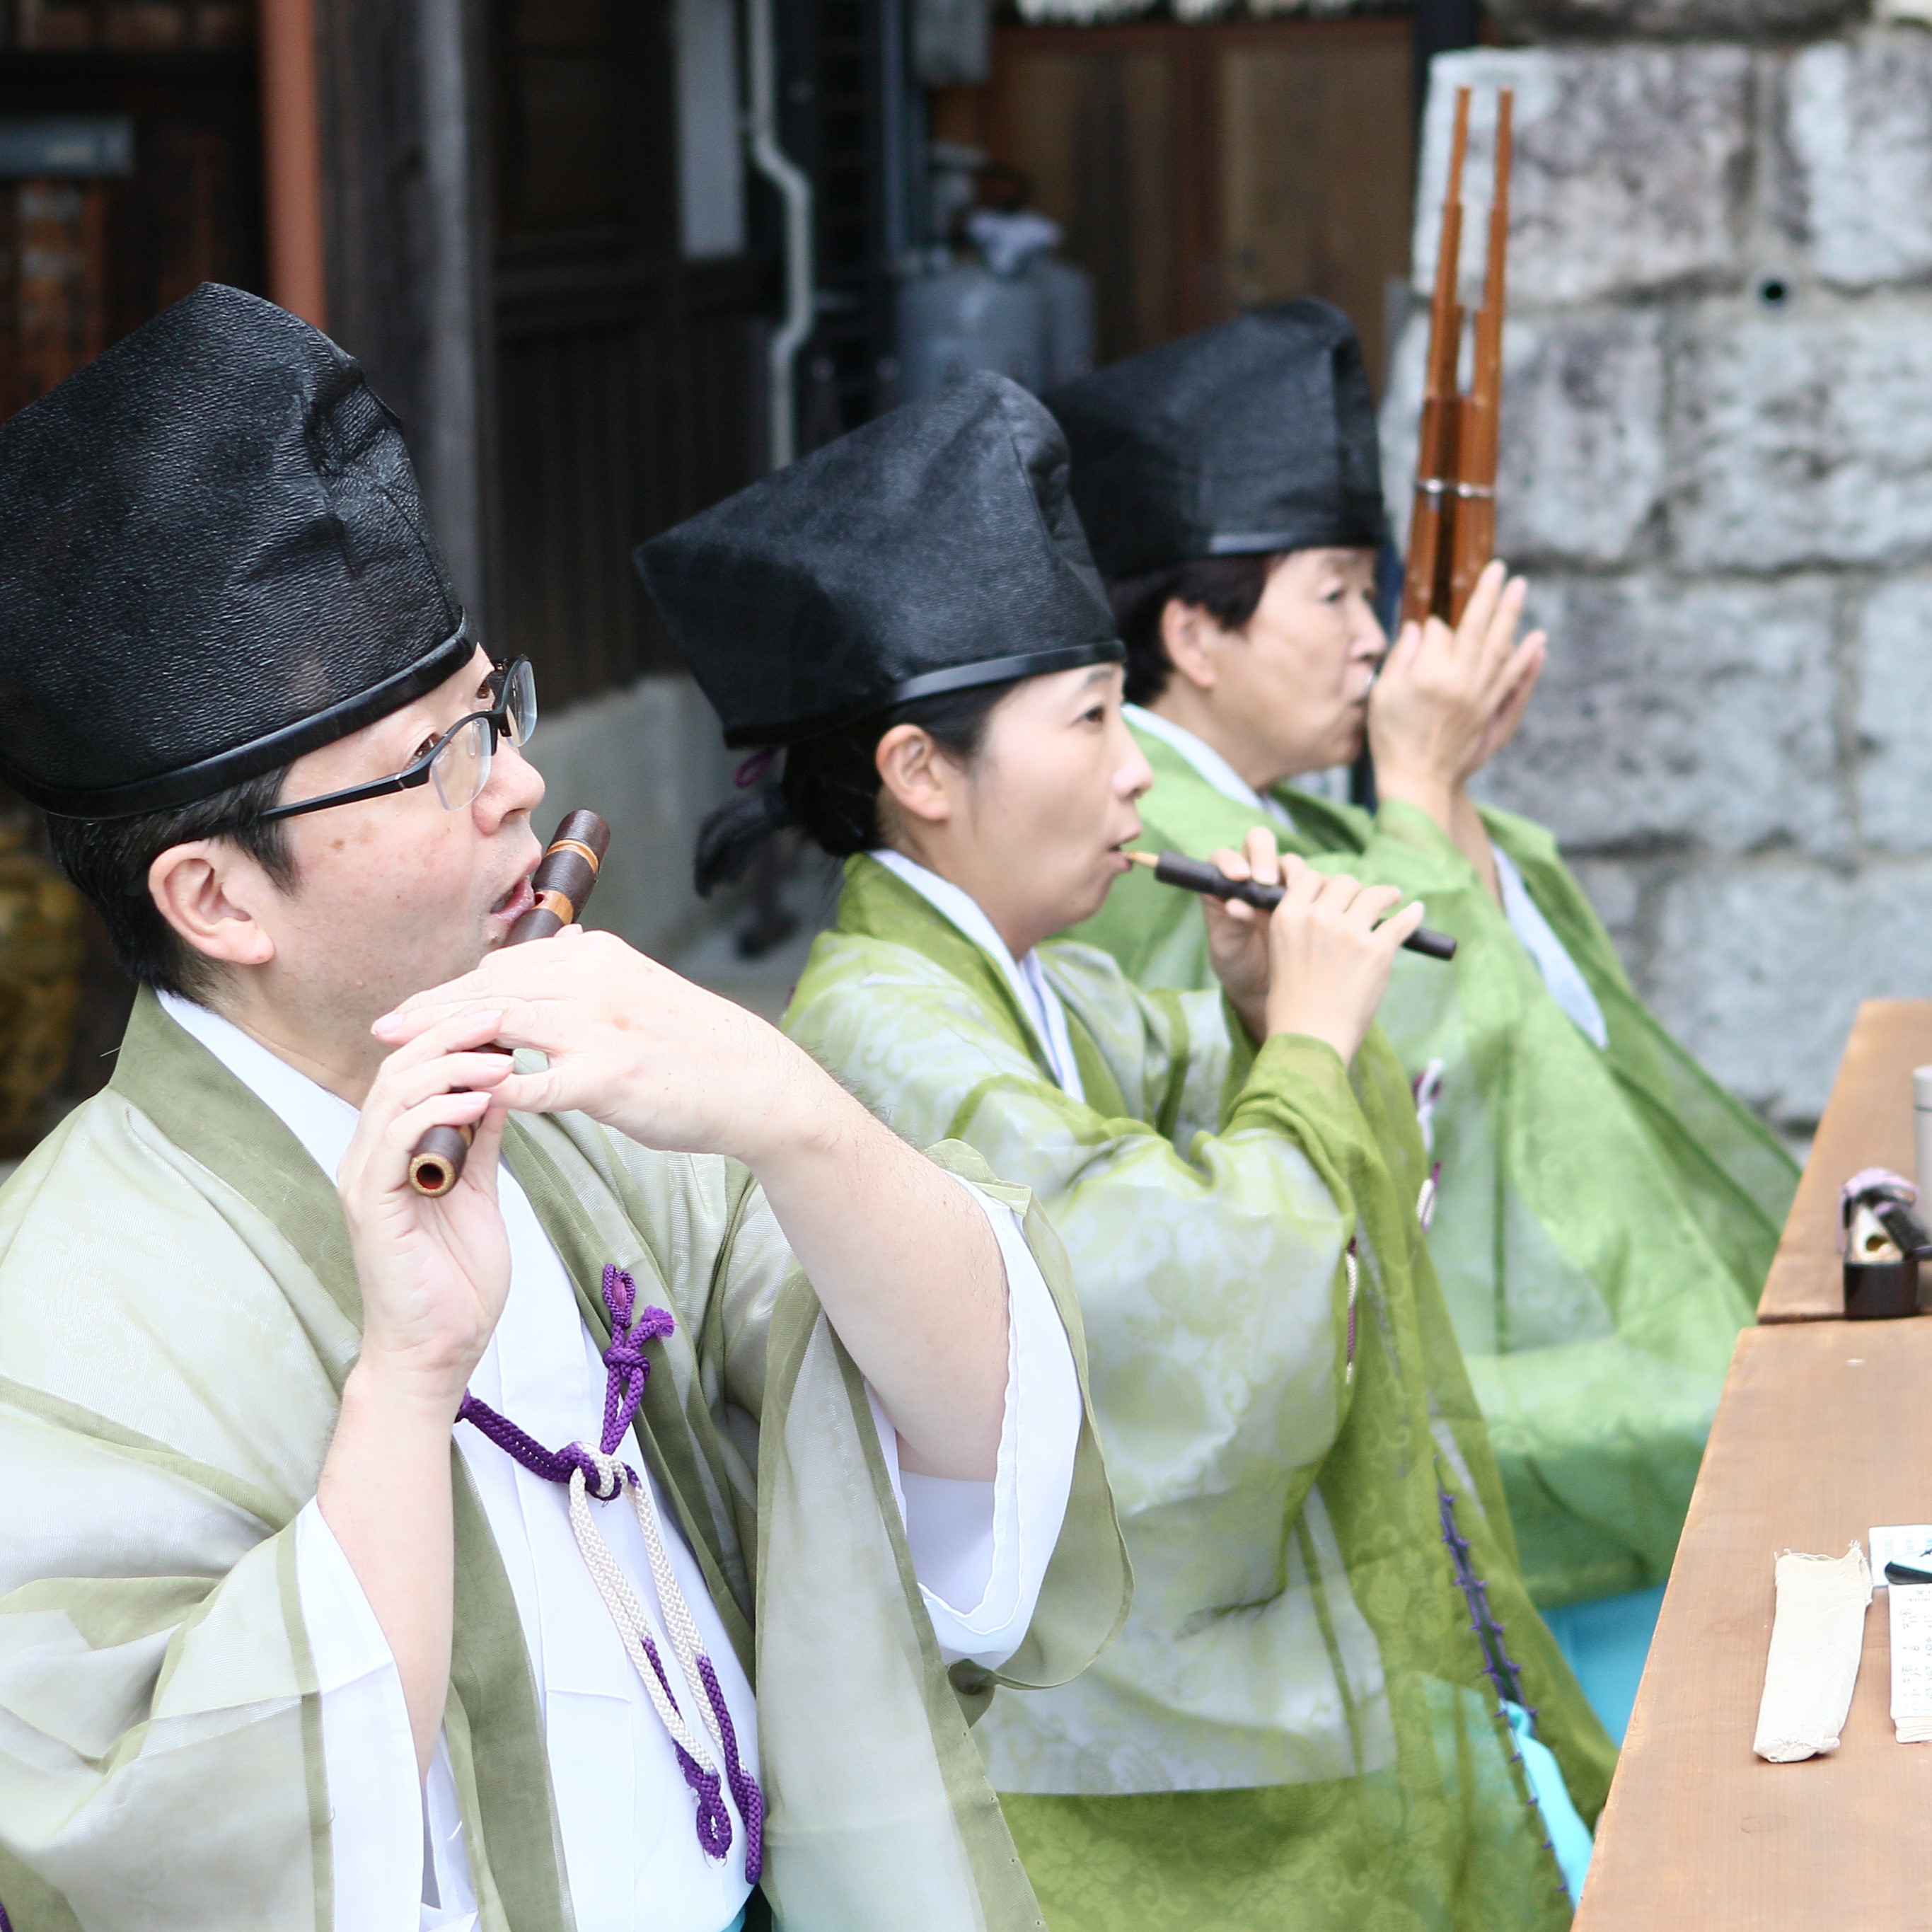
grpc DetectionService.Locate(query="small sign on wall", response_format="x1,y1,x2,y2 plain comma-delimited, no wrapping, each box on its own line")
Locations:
0,119,134,180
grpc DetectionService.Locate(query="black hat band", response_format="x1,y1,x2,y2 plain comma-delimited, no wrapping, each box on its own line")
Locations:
724,640,1126,749
1206,519,1384,558
23,617,478,820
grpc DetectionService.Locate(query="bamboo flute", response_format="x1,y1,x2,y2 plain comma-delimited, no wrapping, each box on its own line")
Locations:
407,809,611,1198
1124,851,1458,961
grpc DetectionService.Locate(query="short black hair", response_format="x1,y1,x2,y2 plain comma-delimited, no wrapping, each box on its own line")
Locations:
693,681,1018,897
1109,554,1280,707
45,767,296,998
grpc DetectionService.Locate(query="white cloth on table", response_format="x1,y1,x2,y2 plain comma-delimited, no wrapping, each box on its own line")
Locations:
1753,1543,1872,1764
158,990,1081,1932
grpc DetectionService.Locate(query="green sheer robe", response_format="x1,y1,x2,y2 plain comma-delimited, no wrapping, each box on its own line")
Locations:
1075,722,1798,1607
785,855,1615,1932
0,990,1129,1932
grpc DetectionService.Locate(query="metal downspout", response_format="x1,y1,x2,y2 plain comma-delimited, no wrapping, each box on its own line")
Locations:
746,0,814,470
260,0,328,328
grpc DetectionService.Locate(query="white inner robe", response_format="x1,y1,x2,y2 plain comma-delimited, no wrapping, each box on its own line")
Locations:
159,991,1080,1932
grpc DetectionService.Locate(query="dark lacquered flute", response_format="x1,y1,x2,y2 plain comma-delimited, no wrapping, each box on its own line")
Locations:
1126,850,1458,961
407,809,612,1197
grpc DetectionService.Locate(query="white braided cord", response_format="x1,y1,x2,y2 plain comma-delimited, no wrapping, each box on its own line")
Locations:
621,1450,734,1767
565,1457,720,1781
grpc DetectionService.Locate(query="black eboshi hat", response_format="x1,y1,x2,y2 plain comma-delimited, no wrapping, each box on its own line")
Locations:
637,371,1123,748
0,282,471,819
1047,299,1388,586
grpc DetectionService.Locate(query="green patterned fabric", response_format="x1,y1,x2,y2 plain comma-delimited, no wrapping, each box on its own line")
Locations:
0,990,1128,1932
1074,722,1798,1607
785,855,1615,1932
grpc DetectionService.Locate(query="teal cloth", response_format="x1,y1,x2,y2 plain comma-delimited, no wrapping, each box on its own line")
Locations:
1502,1703,1592,1909
1539,1584,1666,1747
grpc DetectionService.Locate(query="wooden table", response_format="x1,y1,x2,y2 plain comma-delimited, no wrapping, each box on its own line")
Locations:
1758,1000,1932,1322
1577,1000,1932,1926
1576,1321,1932,1927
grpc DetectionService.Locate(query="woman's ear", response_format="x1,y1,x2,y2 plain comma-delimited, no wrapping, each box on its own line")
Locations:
149,841,279,973
875,722,956,828
1159,598,1220,695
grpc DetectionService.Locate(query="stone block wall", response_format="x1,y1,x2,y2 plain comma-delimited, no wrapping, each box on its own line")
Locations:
1382,28,1932,1130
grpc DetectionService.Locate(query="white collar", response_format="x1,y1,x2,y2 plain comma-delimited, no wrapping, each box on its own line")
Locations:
158,990,363,1181
1124,704,1295,827
1490,846,1610,1051
869,849,1085,1101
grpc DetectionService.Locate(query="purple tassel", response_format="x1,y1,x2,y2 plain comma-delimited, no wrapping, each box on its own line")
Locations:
456,1266,765,1873
1438,1485,1529,1709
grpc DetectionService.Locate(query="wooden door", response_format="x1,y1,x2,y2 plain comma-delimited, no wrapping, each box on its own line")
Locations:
978,32,1205,364
1214,19,1414,386
947,15,1413,386
488,0,768,702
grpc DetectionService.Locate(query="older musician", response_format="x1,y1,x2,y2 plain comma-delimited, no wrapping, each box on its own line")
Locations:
1054,299,1796,1739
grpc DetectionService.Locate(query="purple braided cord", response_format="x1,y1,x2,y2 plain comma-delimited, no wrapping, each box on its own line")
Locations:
1437,1485,1530,1711
457,1266,674,1496
456,1266,765,1871
595,1263,671,1454
1,1898,11,1931
638,1629,734,1857
456,1395,622,1496
1441,1488,1558,1867
698,1654,765,1882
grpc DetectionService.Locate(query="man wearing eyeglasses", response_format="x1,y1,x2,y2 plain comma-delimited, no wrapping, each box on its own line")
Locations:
0,286,1125,1932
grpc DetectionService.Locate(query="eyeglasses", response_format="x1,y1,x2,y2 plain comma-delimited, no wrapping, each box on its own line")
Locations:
250,657,538,826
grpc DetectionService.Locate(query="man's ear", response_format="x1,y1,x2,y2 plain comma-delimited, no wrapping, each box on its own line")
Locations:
148,841,279,971
874,723,956,828
1159,598,1220,695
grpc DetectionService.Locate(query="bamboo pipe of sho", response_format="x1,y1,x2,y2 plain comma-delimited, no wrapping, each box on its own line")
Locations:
1400,85,1470,629
407,809,612,1198
1447,88,1514,625
1124,851,1458,961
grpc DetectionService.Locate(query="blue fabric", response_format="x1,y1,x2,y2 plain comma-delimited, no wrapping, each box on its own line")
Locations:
1502,1700,1593,1909
1539,1583,1666,1745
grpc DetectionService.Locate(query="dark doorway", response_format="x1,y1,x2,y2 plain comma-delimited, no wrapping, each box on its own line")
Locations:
486,0,771,705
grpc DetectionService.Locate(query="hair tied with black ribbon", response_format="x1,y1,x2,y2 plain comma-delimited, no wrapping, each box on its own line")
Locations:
694,758,792,898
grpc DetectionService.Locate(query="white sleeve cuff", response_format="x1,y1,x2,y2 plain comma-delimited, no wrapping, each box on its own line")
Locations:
867,1179,1082,1671
296,1500,480,1932
295,1500,426,1931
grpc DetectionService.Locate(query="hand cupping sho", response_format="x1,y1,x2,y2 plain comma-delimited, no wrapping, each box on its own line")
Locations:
1368,558,1545,811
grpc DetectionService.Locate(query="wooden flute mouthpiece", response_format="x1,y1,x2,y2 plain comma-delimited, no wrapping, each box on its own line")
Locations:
407,809,613,1198
1126,850,1458,962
